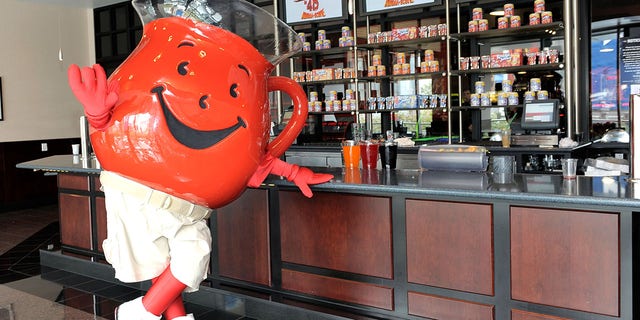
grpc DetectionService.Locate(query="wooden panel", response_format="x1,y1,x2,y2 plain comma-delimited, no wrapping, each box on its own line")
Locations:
407,291,494,320
511,309,572,320
282,269,393,310
511,207,619,316
93,175,103,191
406,199,494,295
279,191,392,278
58,174,89,191
59,193,91,249
217,189,270,286
95,196,107,252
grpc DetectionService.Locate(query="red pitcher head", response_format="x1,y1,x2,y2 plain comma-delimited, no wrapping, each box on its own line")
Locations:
91,0,307,208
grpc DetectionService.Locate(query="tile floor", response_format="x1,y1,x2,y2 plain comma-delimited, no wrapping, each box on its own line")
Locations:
0,205,256,320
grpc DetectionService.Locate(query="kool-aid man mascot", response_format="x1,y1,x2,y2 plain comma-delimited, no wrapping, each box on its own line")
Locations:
67,1,332,319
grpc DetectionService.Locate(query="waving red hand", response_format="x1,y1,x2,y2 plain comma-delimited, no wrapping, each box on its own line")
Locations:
247,154,333,198
67,64,119,130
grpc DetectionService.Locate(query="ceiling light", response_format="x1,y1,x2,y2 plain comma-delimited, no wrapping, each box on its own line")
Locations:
600,48,614,52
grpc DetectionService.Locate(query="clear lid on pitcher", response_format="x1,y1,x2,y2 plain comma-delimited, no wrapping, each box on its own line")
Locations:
132,0,302,66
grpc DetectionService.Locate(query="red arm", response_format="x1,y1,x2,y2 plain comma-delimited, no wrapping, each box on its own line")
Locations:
67,64,119,130
247,155,333,198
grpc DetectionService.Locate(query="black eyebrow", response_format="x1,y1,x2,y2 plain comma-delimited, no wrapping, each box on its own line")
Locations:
238,64,250,77
178,41,195,48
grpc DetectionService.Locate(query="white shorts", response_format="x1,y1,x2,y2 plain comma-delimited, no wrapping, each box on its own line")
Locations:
100,171,212,292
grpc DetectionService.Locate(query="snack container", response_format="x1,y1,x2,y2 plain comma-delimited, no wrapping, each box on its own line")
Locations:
537,90,549,100
534,0,545,13
530,13,540,25
427,61,438,72
549,49,559,63
377,65,387,76
472,7,483,20
372,54,381,66
508,92,519,105
469,20,479,32
510,15,521,27
318,29,326,40
368,67,377,77
393,64,401,75
420,61,429,73
524,91,536,101
498,17,509,29
341,26,351,38
475,81,485,94
541,11,553,24
497,92,508,106
480,93,491,106
424,49,434,61
502,79,513,92
302,42,311,51
470,94,480,106
530,78,542,91
481,55,491,68
478,19,489,32
504,3,514,17
460,57,470,70
470,56,480,69
419,145,488,172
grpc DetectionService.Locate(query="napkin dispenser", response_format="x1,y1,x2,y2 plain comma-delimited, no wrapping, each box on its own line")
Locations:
418,145,488,172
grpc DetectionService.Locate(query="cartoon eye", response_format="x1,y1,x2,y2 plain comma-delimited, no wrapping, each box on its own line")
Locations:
177,61,189,76
230,83,239,98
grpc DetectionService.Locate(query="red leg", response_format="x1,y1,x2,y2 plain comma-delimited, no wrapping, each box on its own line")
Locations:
163,295,187,319
142,265,187,316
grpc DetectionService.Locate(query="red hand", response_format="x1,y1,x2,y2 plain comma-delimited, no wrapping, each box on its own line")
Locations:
247,155,333,198
67,64,119,130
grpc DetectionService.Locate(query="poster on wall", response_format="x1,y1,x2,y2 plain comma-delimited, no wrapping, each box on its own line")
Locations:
283,0,347,25
619,37,640,113
361,0,441,15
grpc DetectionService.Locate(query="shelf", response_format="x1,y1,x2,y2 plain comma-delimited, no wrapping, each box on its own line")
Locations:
359,71,446,82
297,78,358,86
452,105,523,111
450,63,563,76
293,46,357,57
359,36,446,51
449,22,564,41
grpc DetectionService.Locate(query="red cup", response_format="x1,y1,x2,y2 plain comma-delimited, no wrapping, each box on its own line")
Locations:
360,141,379,169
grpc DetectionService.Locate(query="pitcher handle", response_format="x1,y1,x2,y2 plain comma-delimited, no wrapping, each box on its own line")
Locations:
266,76,308,158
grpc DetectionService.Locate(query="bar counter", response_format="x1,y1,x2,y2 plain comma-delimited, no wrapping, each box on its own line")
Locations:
18,155,639,320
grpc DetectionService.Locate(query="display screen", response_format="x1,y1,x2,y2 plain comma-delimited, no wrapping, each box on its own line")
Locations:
521,99,560,130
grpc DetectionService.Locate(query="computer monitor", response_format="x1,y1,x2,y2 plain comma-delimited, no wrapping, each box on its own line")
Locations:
520,99,560,131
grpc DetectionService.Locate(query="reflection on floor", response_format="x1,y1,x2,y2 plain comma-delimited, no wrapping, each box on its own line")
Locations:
0,206,256,320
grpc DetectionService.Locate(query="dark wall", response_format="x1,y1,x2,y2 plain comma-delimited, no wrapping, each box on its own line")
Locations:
0,138,80,212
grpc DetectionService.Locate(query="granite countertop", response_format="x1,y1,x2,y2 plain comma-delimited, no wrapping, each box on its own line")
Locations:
17,154,640,208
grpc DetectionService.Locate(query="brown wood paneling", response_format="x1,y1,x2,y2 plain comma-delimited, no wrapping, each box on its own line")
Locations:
95,196,107,252
511,309,572,320
58,174,89,191
511,206,619,316
282,269,393,310
58,193,91,249
93,175,102,191
216,189,271,286
406,199,494,295
407,291,494,320
279,191,392,278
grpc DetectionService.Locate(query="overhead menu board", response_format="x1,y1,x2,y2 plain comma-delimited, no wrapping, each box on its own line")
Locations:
361,0,441,15
283,0,347,25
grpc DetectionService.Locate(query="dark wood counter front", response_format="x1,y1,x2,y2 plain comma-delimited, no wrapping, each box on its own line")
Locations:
17,155,639,320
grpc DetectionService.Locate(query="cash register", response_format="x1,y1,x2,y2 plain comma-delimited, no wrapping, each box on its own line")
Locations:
511,99,561,146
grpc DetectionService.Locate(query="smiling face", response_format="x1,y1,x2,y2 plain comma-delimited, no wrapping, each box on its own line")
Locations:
91,17,274,208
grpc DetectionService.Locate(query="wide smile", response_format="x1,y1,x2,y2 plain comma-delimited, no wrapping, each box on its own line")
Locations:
151,85,246,149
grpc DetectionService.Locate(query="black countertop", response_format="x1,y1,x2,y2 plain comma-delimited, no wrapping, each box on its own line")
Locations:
17,155,640,209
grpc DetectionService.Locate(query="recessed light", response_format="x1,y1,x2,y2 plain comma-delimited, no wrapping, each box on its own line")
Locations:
490,9,505,16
